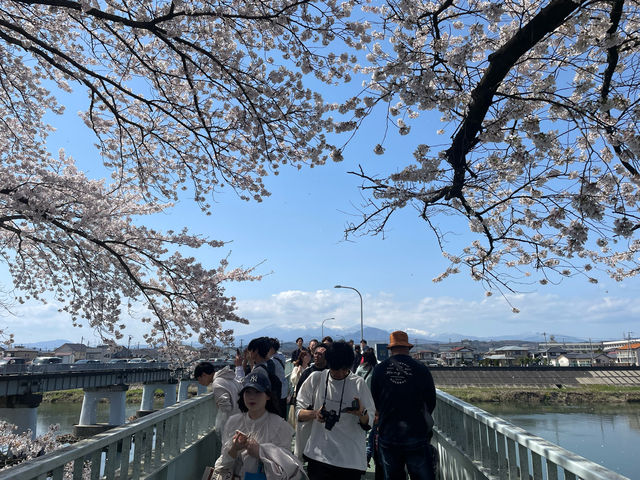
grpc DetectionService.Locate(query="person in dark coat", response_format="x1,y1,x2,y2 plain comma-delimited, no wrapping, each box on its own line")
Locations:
371,331,437,480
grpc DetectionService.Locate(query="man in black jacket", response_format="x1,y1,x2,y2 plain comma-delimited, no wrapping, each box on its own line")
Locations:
371,331,436,480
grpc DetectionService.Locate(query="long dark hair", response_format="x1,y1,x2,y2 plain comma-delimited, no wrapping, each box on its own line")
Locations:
362,349,377,368
294,347,310,367
238,387,280,415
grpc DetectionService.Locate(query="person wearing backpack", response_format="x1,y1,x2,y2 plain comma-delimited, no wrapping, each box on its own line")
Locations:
268,337,289,419
236,337,285,419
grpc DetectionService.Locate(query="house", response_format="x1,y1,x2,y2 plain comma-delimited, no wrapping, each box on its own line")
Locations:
616,343,640,366
442,346,475,366
412,349,439,365
483,345,531,366
129,347,162,361
4,346,40,362
534,345,567,365
556,352,594,367
54,343,88,363
592,353,616,366
86,345,112,362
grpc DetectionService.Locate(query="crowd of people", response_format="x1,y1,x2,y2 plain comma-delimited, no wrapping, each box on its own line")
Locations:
195,331,437,480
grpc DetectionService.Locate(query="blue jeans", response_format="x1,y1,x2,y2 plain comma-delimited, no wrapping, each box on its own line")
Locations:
378,440,435,480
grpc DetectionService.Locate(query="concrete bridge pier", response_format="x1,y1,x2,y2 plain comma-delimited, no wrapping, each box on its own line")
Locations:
0,393,43,439
73,385,128,438
137,380,178,417
178,379,194,401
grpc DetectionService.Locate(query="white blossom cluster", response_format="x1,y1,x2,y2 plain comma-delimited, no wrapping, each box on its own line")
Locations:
0,421,92,478
0,0,370,348
4,0,640,338
343,0,640,291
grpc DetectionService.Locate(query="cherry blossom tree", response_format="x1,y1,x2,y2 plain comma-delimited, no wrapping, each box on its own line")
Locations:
0,0,365,349
344,0,640,293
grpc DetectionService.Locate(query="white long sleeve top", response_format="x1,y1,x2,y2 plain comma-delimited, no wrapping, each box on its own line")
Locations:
214,411,294,479
212,366,242,433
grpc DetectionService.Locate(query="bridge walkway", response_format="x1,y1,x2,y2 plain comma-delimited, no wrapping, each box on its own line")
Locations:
0,389,630,480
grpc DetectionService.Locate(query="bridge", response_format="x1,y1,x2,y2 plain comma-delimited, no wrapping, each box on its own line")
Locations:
0,363,203,438
0,389,629,480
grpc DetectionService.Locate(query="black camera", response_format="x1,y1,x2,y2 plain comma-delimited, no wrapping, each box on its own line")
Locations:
320,406,340,430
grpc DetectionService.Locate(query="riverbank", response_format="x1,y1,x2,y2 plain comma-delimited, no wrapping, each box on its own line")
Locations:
43,384,640,405
42,385,198,404
440,385,640,404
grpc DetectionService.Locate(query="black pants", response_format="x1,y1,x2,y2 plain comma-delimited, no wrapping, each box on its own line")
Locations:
278,397,287,419
306,457,364,480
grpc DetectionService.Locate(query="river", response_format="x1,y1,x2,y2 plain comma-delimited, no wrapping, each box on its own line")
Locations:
476,402,640,479
36,400,640,478
36,399,166,437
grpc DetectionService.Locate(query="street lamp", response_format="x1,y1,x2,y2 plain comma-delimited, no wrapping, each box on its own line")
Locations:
334,285,363,342
321,317,335,338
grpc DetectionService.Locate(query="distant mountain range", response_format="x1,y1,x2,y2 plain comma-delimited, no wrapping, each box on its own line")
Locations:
16,339,73,351
11,330,590,351
232,324,588,345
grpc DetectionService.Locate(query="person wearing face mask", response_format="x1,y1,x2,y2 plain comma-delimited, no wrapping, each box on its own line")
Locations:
213,369,301,480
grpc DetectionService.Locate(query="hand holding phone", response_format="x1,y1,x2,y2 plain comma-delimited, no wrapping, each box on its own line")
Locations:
233,430,249,449
342,398,360,412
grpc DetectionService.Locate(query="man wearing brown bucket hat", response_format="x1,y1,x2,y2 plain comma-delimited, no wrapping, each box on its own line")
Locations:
371,331,437,480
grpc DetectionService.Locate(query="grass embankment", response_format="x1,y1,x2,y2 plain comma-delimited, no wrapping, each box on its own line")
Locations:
42,385,198,404
440,385,640,404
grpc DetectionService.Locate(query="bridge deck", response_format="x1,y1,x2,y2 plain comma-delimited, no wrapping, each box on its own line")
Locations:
0,389,630,480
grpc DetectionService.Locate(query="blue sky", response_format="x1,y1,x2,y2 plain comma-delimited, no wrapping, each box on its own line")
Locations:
3,77,640,346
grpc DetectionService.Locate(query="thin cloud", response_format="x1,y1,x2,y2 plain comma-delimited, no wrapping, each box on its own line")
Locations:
235,289,638,340
7,288,636,344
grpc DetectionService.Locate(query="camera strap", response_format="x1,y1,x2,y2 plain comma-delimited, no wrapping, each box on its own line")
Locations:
322,370,347,420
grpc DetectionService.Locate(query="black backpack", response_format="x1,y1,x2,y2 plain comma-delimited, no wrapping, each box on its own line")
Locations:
255,360,283,412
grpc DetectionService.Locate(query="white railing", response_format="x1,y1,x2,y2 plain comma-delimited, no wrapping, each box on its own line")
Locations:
433,390,629,480
1,385,629,480
0,392,218,480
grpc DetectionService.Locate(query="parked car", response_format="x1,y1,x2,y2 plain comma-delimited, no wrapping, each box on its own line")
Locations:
128,358,148,363
108,358,129,364
0,357,26,366
70,359,102,369
32,356,63,365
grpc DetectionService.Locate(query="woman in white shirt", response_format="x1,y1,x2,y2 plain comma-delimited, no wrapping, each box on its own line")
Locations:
288,348,311,427
214,368,295,480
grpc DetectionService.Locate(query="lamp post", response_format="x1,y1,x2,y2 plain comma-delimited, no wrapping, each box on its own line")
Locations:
334,285,363,342
321,317,335,339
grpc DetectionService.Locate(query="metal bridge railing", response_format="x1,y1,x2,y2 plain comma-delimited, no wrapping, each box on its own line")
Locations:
0,391,218,480
0,382,629,480
433,389,629,480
